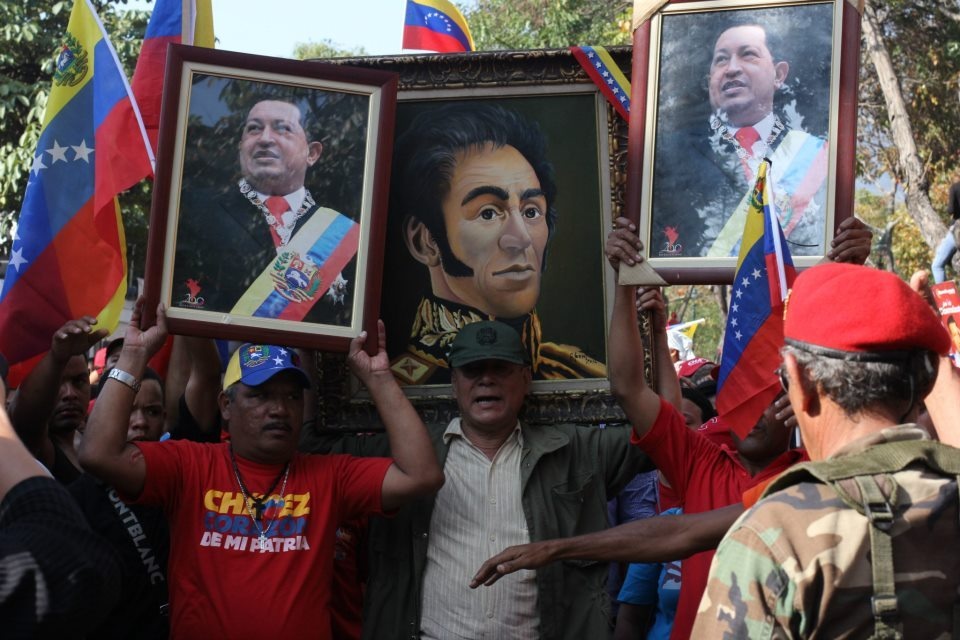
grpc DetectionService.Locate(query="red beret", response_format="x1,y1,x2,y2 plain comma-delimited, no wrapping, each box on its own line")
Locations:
784,263,950,358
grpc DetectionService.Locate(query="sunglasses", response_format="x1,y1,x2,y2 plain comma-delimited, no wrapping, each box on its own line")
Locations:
777,366,789,393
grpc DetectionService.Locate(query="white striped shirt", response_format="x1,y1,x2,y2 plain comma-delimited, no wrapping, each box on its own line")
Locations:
419,418,540,639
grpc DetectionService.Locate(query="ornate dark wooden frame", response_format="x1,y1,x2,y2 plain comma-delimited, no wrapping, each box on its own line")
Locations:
310,46,652,430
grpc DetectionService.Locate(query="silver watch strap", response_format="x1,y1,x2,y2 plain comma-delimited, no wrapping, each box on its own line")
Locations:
107,367,141,393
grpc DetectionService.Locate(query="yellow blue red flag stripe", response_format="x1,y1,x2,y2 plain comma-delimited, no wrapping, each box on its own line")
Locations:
715,160,796,437
0,0,153,382
570,46,631,121
403,0,475,53
132,0,214,152
230,209,360,321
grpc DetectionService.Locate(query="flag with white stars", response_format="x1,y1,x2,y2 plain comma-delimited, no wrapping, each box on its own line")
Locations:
0,0,152,384
402,0,475,53
715,160,796,438
570,46,631,122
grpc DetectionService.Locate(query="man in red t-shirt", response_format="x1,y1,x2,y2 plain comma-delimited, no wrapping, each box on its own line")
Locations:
606,224,807,639
78,300,444,639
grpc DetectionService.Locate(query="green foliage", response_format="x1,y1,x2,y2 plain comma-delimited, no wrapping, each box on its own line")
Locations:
858,0,960,201
890,207,933,278
465,0,632,50
293,39,367,60
664,285,725,362
856,0,960,275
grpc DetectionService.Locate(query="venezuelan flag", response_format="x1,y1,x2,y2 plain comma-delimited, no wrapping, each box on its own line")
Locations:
715,160,796,438
403,0,475,53
570,46,631,121
0,0,153,383
132,0,214,152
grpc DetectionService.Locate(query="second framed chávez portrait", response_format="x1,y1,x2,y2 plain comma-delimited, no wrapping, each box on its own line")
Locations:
144,45,397,351
319,48,632,420
634,0,857,280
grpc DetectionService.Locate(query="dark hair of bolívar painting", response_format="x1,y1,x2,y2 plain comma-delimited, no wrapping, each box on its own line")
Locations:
379,95,608,371
178,74,370,221
656,3,834,136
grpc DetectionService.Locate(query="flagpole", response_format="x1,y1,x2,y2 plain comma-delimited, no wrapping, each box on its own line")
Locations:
182,0,195,46
84,0,155,173
763,158,788,303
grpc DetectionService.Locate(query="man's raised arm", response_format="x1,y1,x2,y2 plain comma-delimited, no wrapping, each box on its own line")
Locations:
347,320,444,512
9,317,106,466
606,217,663,438
78,300,167,497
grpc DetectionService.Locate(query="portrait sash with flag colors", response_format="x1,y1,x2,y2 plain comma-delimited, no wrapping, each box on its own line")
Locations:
0,0,153,385
132,0,214,153
707,131,829,258
570,46,631,121
715,160,796,438
402,0,475,53
230,209,360,321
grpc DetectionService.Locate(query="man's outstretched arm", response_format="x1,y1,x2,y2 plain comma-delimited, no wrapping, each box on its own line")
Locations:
470,503,744,588
348,320,444,512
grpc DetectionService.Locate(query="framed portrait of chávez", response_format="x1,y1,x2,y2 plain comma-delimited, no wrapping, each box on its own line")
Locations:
143,45,397,351
631,0,860,283
313,47,639,428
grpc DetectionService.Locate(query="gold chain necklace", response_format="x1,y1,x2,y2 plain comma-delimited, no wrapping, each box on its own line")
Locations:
238,178,316,247
710,113,785,161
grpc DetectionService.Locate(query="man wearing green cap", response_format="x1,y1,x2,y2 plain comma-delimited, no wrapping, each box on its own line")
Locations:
308,319,649,640
78,301,443,639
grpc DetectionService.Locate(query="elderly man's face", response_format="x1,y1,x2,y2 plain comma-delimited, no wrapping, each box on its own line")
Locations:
239,100,322,196
452,359,531,435
437,143,549,318
219,371,304,465
708,25,789,127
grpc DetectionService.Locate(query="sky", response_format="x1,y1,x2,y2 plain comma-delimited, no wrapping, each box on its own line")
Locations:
125,0,474,57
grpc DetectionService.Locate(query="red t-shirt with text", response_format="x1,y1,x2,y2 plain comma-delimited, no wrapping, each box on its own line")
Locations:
132,441,391,638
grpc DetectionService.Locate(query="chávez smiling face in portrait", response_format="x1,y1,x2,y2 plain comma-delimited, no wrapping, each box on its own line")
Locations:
238,99,323,196
708,24,788,128
436,142,549,319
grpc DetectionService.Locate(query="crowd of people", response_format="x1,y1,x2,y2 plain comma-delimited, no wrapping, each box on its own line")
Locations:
4,17,960,640
3,209,960,638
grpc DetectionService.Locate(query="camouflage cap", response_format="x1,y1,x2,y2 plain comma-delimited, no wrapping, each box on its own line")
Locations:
448,321,529,368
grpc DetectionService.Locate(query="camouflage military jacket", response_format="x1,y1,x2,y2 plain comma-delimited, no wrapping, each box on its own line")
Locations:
692,424,960,639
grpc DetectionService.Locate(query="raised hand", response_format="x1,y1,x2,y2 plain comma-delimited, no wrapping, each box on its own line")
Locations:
827,217,872,265
347,319,390,385
50,316,109,363
637,286,667,333
124,297,168,360
772,391,798,431
606,217,645,273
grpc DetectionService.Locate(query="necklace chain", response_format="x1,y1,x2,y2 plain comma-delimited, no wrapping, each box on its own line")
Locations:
238,178,315,247
230,447,290,550
710,113,785,162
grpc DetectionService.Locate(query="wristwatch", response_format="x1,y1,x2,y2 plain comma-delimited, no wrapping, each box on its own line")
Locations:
107,367,141,393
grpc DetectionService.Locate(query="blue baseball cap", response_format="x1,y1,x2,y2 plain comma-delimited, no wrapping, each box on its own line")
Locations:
223,344,309,390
